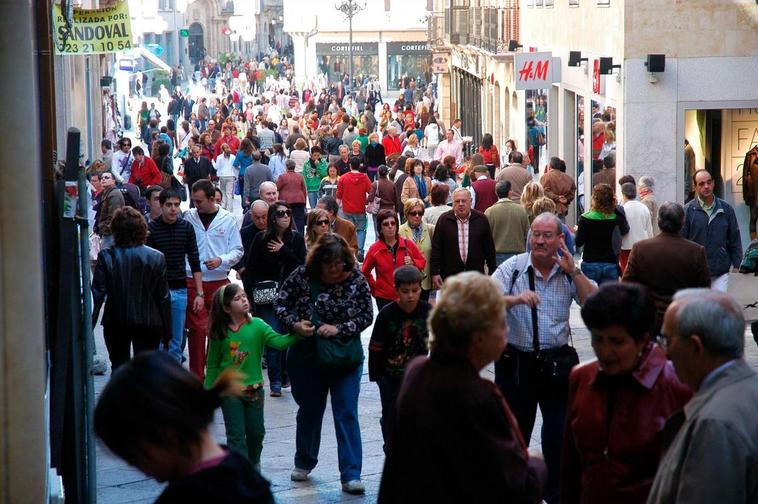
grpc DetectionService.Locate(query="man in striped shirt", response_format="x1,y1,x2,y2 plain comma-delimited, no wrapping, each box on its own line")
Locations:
146,188,204,363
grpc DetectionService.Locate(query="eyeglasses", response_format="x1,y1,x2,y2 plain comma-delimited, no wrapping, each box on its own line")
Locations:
408,211,424,217
655,333,670,350
275,209,292,218
381,221,397,227
315,219,330,226
100,175,113,180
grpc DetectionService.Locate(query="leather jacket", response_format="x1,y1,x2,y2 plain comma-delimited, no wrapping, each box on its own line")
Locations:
92,245,172,339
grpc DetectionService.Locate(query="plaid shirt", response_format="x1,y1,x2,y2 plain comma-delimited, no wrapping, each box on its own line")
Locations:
493,253,583,352
456,214,470,264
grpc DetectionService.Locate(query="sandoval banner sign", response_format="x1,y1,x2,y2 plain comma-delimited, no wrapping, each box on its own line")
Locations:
53,0,133,55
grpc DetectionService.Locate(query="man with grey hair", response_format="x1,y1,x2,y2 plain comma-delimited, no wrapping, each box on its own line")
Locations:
638,175,658,234
492,212,597,503
649,288,758,503
623,202,710,331
620,182,653,274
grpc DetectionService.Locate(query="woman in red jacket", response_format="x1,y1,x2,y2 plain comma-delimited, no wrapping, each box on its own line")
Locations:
361,209,425,311
478,133,500,179
128,146,162,193
562,282,692,504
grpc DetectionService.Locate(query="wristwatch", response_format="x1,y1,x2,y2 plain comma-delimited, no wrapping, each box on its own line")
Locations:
196,292,205,298
567,269,581,279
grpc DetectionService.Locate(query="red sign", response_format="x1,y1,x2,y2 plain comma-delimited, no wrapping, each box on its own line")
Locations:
592,59,601,94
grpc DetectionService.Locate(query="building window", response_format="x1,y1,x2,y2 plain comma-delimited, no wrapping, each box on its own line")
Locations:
545,0,554,6
569,0,579,6
597,0,609,5
535,0,543,6
526,0,534,7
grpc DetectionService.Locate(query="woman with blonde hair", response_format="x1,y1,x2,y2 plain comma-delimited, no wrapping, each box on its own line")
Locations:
399,198,435,300
520,181,545,222
365,131,386,181
402,133,421,158
526,197,577,255
379,271,546,502
305,208,331,249
289,137,310,173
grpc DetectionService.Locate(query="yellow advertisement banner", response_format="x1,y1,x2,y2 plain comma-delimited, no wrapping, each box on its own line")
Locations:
53,1,133,55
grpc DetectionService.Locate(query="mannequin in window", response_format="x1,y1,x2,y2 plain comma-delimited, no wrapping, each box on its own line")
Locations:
741,144,758,240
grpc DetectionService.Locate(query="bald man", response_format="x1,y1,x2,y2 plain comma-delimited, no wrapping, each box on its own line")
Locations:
235,200,269,281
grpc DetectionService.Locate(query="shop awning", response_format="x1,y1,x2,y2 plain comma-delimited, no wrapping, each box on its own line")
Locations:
137,46,171,73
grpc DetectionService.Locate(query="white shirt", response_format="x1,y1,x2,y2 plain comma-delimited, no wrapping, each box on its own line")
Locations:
111,149,133,183
213,154,238,178
622,199,654,250
184,207,244,281
424,124,440,147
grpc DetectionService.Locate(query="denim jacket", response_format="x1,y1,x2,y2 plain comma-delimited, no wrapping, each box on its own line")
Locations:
682,197,742,277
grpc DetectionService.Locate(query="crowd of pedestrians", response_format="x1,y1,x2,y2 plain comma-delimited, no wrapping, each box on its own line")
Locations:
89,52,758,503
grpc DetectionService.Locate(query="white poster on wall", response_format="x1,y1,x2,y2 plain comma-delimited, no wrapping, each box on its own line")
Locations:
730,108,758,194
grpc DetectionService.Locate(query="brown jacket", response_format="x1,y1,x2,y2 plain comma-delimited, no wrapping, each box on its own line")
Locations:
401,175,432,205
622,232,710,331
333,216,358,254
97,186,125,236
592,168,616,188
369,178,398,210
497,164,533,201
379,355,547,503
541,170,576,215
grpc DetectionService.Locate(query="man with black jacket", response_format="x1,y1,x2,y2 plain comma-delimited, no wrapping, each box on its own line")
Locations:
146,188,204,362
183,144,213,207
430,188,496,288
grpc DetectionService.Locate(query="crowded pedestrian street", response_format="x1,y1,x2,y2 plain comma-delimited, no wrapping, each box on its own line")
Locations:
2,0,758,503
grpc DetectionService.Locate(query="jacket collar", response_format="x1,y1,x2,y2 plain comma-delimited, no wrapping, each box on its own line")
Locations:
683,358,754,420
590,343,667,390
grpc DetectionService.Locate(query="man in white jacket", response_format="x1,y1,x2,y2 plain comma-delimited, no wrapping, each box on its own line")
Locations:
184,179,244,380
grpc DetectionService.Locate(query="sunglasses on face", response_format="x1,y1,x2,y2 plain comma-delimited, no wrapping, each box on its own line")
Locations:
315,219,330,226
408,211,424,217
275,210,292,218
381,221,397,227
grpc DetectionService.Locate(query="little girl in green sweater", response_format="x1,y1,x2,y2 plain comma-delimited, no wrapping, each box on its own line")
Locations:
205,283,301,472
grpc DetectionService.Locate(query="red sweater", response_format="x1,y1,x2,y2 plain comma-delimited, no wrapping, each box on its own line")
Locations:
129,157,162,188
361,237,426,300
213,135,240,160
336,171,372,214
382,135,402,157
276,171,307,204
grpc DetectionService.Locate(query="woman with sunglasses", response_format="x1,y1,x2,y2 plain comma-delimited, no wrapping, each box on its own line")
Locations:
399,198,435,301
244,201,306,397
112,138,134,183
362,209,426,311
305,208,331,250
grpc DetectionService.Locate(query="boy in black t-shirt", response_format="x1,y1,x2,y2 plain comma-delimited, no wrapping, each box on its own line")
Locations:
368,265,431,450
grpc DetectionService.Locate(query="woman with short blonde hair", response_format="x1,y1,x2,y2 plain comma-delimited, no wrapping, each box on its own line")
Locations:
379,271,546,502
520,181,545,222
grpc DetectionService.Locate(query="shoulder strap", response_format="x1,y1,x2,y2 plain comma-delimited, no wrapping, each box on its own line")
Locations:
526,267,540,352
508,253,530,294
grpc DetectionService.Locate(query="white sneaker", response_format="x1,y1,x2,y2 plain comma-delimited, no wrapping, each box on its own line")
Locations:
290,467,310,481
341,480,365,495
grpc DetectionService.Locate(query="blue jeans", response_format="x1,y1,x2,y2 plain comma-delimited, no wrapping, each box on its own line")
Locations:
308,191,319,209
581,261,619,285
496,252,517,266
341,211,368,255
256,303,287,392
376,374,402,451
288,343,363,482
163,288,188,362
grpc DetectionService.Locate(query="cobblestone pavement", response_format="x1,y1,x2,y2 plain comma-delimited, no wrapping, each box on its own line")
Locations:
94,194,758,503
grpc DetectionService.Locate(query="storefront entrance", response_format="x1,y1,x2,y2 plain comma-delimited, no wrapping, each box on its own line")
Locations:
316,42,379,86
387,42,431,91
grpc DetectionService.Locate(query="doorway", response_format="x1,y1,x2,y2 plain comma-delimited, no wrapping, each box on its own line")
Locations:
188,23,205,64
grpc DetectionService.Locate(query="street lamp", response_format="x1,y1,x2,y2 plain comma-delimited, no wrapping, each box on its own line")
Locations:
335,0,366,91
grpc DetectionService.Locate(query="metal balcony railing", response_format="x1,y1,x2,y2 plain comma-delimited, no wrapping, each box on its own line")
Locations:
442,5,520,55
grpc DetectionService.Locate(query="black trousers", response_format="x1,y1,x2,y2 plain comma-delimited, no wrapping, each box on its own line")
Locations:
494,346,577,504
103,324,163,372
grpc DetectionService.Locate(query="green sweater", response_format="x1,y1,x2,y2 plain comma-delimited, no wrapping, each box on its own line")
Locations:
303,159,328,192
205,317,299,388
